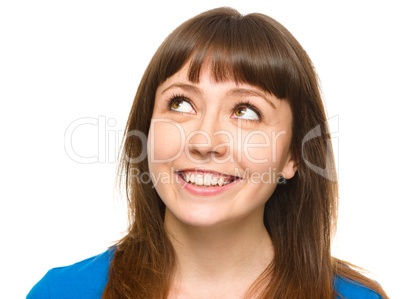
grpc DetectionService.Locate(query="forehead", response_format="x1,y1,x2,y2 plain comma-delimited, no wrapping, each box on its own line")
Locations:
160,61,258,92
161,62,234,88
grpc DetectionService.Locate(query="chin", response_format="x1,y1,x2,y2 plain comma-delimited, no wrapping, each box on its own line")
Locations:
166,207,233,228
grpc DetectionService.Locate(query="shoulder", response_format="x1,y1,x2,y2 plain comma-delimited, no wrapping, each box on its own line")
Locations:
27,247,115,299
334,275,384,299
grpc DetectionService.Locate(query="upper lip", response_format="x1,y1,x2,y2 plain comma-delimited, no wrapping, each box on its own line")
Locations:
177,168,240,179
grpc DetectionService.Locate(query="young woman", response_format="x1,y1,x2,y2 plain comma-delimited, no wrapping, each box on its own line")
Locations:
28,7,389,299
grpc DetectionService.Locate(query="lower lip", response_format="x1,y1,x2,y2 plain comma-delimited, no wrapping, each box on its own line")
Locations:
176,172,243,196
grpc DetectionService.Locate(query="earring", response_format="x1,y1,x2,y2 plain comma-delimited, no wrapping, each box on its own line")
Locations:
277,175,287,185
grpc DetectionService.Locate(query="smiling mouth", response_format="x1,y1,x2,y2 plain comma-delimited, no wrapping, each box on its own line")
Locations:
177,171,240,187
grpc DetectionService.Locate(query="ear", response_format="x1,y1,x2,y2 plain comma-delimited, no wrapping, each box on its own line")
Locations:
280,152,298,180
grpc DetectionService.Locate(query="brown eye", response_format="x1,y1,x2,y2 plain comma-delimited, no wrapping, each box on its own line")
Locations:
169,97,194,113
172,100,182,109
233,106,259,121
235,107,246,117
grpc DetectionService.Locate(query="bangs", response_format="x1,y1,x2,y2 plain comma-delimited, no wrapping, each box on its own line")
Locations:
154,8,303,101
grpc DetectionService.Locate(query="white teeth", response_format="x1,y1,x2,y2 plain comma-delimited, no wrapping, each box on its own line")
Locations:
196,175,203,185
204,174,211,186
182,172,233,186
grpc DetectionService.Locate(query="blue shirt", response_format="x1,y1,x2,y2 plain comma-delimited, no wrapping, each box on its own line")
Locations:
27,248,383,298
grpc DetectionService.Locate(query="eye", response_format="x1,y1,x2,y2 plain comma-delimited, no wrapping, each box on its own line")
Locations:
233,103,261,122
168,96,195,114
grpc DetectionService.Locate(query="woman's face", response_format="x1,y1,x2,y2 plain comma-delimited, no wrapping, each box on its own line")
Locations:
147,62,297,228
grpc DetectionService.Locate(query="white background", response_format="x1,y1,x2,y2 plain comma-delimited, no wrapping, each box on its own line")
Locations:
1,1,400,298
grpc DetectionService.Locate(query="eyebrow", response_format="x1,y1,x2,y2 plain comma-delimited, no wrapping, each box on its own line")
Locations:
228,88,277,109
161,83,277,109
161,83,202,96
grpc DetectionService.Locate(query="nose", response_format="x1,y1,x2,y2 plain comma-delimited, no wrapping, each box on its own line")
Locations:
186,117,230,163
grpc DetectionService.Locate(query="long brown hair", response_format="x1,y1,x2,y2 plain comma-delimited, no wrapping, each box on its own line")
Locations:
102,7,388,298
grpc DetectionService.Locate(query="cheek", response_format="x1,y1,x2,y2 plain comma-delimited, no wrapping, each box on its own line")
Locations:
147,120,184,161
241,130,289,164
240,129,291,180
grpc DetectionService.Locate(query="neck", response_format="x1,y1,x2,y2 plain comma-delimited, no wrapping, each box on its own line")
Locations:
165,209,274,297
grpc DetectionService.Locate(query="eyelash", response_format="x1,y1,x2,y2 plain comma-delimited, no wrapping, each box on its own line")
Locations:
165,94,263,123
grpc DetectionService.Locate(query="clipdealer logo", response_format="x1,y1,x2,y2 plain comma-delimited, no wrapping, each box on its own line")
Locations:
64,115,339,182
